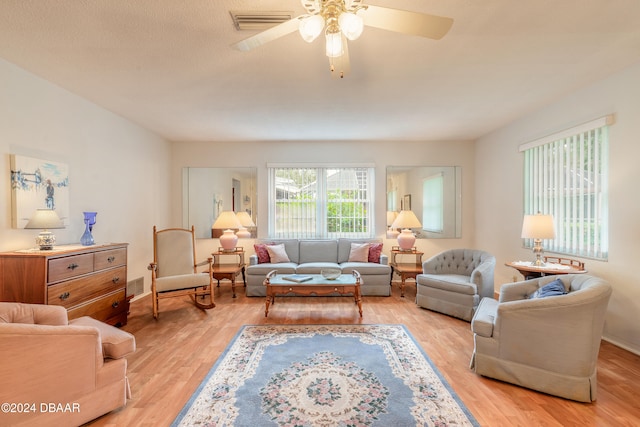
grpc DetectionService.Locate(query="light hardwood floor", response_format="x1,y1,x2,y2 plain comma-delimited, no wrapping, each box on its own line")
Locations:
88,280,640,427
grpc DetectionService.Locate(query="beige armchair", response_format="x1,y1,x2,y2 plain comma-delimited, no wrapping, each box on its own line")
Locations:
416,249,496,321
0,302,136,427
470,274,612,402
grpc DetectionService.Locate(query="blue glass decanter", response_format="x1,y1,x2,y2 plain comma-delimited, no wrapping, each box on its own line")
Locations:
80,211,97,246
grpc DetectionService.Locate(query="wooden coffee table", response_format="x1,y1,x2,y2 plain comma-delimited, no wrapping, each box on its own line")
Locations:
263,270,362,317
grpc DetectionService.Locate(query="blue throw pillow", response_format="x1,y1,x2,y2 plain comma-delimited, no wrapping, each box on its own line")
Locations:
529,278,567,299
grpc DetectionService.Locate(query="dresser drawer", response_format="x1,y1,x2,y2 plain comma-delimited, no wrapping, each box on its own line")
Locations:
67,289,128,323
48,253,94,282
94,248,127,271
47,266,126,308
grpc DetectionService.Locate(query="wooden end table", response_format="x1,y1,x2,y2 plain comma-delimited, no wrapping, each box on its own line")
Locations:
263,270,362,317
506,256,587,281
212,248,246,298
390,247,424,297
391,263,423,297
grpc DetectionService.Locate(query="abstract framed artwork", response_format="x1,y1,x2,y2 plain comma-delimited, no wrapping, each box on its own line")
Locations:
10,154,70,228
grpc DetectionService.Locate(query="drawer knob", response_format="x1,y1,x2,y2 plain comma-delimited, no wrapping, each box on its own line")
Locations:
112,301,119,308
112,276,120,284
67,263,79,270
59,292,70,300
107,256,116,263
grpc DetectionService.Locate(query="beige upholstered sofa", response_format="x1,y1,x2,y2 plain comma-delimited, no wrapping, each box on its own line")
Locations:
0,302,136,427
470,274,612,402
416,249,496,321
246,239,391,296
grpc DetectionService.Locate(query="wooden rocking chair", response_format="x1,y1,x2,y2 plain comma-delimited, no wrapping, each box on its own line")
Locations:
149,226,215,319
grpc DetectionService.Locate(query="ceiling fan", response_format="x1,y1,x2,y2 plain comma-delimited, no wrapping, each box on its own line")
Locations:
232,0,453,78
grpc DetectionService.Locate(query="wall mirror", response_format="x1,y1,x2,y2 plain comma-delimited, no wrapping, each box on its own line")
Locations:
182,167,257,239
386,166,461,238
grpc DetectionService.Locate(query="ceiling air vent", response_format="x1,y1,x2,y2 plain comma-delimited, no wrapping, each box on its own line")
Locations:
230,11,294,31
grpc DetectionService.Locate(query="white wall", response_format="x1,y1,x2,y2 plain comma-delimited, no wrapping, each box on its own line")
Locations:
170,140,477,260
475,61,640,354
0,58,172,296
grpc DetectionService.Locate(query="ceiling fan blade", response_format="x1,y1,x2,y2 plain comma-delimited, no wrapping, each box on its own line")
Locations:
361,5,453,40
329,38,350,79
232,17,302,51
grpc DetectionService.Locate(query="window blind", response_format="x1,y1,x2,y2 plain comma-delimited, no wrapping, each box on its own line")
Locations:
522,117,610,259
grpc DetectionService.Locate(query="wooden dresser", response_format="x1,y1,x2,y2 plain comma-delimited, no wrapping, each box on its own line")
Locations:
0,243,130,326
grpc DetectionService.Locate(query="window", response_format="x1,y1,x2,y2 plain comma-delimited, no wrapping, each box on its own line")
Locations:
268,166,374,238
422,173,444,233
520,116,612,260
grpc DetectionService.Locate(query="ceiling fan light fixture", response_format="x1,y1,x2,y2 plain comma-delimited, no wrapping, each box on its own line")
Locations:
338,12,363,40
299,14,325,42
325,29,344,57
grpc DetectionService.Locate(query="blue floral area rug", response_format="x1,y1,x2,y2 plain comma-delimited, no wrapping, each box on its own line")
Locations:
172,324,479,426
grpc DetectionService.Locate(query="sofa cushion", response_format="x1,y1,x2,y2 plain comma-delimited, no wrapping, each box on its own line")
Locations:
299,240,338,263
337,238,381,263
246,263,297,275
348,242,370,262
368,242,383,263
529,278,567,299
266,243,291,263
296,262,342,274
340,262,391,276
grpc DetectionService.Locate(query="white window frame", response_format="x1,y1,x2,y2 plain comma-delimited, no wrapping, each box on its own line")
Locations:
519,115,612,260
267,164,375,239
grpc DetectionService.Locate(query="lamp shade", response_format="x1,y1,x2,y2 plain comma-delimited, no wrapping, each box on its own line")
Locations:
235,211,255,239
25,209,64,250
391,210,422,230
212,211,242,230
25,209,64,230
235,211,255,227
386,211,398,226
338,12,364,40
521,213,556,239
299,14,324,42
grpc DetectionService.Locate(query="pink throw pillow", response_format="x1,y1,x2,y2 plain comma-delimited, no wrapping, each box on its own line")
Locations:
348,242,370,262
368,243,383,263
266,243,291,263
254,243,271,264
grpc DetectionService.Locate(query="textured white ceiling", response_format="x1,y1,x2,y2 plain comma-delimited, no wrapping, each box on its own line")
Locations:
1,0,639,142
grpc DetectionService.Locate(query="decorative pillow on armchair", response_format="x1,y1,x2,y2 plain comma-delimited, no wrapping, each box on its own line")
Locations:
266,243,291,263
368,243,383,263
529,278,567,299
348,243,370,262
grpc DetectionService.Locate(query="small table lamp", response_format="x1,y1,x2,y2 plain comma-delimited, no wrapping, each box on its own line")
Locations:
386,211,399,239
521,212,556,266
391,210,422,250
235,211,255,238
212,211,242,251
25,209,65,250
